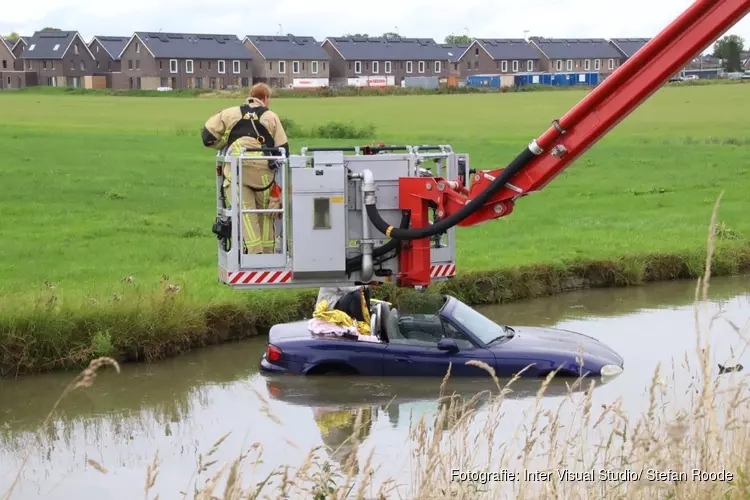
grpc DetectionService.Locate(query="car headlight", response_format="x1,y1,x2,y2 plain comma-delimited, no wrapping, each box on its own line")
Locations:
600,364,624,377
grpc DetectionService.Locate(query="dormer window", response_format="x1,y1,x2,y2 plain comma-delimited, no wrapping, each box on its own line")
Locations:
53,44,60,51
28,44,36,51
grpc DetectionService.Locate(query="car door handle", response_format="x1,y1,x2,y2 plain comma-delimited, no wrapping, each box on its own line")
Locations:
394,357,411,363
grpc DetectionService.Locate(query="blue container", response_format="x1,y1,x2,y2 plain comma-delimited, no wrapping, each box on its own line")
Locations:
569,72,599,86
514,73,548,87
467,74,501,88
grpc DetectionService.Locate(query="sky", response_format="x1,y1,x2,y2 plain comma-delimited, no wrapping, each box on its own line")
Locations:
3,0,750,54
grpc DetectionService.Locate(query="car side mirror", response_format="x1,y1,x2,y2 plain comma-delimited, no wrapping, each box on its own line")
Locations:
438,338,459,353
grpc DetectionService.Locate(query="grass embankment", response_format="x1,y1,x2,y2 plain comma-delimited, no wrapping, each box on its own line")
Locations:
1,84,750,376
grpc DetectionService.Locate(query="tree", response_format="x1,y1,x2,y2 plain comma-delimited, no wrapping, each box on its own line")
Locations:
343,33,369,38
41,27,61,32
713,34,745,72
382,32,399,40
445,34,471,45
5,32,19,40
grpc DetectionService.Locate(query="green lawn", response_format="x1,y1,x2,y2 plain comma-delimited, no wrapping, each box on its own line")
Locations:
1,85,749,374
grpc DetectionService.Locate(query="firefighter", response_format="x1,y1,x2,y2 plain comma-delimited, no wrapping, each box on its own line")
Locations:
201,83,289,254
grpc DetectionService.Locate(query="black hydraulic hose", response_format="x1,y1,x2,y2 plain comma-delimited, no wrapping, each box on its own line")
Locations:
365,146,538,240
346,211,411,274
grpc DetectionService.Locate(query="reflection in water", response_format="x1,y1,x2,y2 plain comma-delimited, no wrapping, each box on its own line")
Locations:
0,275,748,498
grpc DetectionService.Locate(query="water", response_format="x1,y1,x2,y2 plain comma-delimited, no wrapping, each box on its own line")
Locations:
1,275,749,498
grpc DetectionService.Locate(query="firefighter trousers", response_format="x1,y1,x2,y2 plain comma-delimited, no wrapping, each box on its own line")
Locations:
223,161,277,254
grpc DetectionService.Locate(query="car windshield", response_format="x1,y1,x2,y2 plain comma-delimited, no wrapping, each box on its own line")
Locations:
449,299,511,345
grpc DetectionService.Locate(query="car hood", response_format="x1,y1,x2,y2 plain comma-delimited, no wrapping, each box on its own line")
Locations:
502,326,623,366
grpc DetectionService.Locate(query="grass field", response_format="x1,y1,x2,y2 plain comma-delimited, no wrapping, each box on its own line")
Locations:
1,83,750,375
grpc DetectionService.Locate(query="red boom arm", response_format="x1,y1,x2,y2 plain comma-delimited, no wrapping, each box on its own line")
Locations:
397,0,750,287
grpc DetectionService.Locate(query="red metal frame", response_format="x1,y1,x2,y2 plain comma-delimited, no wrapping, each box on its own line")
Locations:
397,0,750,287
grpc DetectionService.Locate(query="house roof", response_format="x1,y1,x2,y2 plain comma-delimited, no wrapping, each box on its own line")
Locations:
1,38,15,54
131,32,253,59
438,43,470,62
23,31,94,60
244,35,329,60
324,36,449,61
91,36,130,60
473,38,542,60
609,38,650,58
529,37,624,59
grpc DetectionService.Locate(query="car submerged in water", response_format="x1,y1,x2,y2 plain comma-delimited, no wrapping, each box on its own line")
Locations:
259,295,624,379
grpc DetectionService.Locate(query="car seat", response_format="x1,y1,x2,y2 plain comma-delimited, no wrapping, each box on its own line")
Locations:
378,303,405,343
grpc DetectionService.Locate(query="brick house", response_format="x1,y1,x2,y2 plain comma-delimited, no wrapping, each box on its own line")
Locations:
529,37,625,76
9,37,28,70
243,35,330,88
439,43,469,76
114,32,254,90
458,39,542,78
21,31,96,87
1,38,14,72
322,36,452,86
89,36,129,73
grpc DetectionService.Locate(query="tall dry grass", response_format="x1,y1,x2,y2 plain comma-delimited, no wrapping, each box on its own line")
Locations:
3,192,750,499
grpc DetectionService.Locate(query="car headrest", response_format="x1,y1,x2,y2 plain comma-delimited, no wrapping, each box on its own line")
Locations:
379,303,391,342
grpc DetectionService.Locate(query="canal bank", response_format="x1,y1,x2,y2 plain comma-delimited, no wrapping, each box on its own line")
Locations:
2,275,749,498
2,242,750,378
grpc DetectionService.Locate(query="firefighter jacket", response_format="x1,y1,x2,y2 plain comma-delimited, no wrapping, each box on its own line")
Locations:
201,97,289,157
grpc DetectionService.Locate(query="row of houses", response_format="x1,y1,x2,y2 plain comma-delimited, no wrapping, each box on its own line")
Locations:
0,30,740,91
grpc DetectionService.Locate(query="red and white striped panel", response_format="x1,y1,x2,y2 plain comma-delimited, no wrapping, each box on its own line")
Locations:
430,264,456,278
228,270,292,285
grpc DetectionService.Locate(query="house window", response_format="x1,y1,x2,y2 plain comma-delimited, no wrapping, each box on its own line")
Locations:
28,44,35,51
53,44,60,51
278,61,286,73
566,60,573,71
527,60,534,72
96,45,99,53
136,42,140,53
434,61,441,73
556,60,563,71
2,60,6,69
233,60,240,74
354,61,361,73
135,59,140,70
418,61,425,73
74,44,79,55
96,61,100,68
475,47,479,55
608,59,615,70
292,60,300,73
186,60,194,73
311,60,318,74
512,60,519,72
407,61,413,73
373,61,379,74
595,59,601,70
52,61,55,70
128,60,133,70
170,59,178,73
584,59,591,71
385,61,391,73
80,60,85,70
218,60,226,74
501,60,508,72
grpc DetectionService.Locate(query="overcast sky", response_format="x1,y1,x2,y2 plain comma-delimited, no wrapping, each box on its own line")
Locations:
3,0,750,53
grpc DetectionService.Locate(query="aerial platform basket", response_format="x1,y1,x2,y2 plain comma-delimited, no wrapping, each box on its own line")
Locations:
214,144,466,289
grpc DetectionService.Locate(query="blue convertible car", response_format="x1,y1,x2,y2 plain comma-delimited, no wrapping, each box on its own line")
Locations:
260,295,624,378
